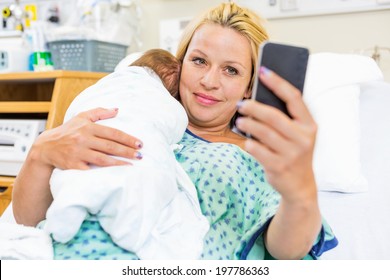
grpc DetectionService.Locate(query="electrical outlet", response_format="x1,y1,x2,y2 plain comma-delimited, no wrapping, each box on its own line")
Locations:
280,0,298,11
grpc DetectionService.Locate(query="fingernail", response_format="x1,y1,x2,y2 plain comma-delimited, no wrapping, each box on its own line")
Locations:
236,100,245,109
110,108,119,112
260,66,271,76
135,151,143,160
235,117,243,127
135,141,143,149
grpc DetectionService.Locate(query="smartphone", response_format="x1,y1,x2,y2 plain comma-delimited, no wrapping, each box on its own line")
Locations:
252,41,309,117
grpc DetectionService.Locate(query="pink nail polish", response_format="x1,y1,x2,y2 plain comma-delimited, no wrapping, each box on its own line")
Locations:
135,141,143,149
260,66,271,76
236,100,245,109
135,151,143,160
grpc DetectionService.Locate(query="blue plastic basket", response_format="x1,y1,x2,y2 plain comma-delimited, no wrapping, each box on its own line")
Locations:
48,39,127,72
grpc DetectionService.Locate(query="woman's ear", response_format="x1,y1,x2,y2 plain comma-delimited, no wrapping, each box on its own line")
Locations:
244,88,252,99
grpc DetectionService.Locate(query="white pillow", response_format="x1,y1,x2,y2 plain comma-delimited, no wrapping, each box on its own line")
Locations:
304,53,383,193
306,85,367,192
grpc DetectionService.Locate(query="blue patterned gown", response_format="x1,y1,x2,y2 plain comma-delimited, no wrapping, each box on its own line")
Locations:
51,129,338,260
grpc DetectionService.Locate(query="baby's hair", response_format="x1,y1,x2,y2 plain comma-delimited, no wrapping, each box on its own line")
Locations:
130,49,181,98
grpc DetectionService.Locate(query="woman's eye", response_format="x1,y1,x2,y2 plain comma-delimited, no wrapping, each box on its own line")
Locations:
226,66,238,75
192,57,206,65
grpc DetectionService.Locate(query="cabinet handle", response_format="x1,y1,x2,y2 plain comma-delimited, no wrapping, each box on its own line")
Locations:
0,186,12,197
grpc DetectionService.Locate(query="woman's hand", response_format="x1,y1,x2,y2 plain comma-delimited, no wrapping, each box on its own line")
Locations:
13,107,143,226
236,68,317,201
235,67,321,259
36,107,143,170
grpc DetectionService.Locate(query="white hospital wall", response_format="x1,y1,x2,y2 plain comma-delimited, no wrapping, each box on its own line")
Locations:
137,0,390,81
267,10,390,82
133,0,221,51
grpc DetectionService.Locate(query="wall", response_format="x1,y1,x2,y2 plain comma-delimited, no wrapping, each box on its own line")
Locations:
137,0,390,81
267,9,390,81
134,0,221,51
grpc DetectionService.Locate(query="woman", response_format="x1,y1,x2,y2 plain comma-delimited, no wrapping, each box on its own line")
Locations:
13,2,337,260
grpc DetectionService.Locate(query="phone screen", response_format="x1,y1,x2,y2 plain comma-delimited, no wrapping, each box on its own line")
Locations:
252,42,309,117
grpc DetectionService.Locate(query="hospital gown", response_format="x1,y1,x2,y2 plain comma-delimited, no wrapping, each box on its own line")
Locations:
52,130,338,260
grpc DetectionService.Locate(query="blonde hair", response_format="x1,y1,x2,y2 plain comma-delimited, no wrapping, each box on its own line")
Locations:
176,1,268,91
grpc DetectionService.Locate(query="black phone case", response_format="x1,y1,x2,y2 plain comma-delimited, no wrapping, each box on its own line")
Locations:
253,42,309,117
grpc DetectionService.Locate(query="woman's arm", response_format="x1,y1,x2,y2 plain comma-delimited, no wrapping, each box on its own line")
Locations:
236,68,321,259
13,108,143,226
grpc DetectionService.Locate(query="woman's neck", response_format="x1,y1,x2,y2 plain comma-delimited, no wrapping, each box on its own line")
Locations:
187,123,247,150
187,123,231,138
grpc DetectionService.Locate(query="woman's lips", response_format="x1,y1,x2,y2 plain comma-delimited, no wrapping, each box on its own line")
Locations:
194,93,220,106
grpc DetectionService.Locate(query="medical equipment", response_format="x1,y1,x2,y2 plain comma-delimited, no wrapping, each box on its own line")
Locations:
0,119,46,176
0,31,30,73
1,0,28,31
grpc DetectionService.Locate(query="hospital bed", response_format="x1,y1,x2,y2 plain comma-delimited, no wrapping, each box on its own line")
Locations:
1,52,390,260
305,53,390,259
317,79,390,259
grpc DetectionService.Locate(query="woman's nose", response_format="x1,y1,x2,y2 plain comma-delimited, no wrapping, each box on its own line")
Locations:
200,68,220,90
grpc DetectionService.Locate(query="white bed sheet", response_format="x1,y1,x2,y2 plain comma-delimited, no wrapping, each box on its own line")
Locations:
1,203,15,223
319,81,390,259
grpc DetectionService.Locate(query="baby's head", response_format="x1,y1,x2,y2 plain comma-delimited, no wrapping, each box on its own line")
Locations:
130,49,181,98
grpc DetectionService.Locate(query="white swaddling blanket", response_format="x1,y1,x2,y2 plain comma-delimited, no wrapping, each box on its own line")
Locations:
0,222,53,259
44,67,209,259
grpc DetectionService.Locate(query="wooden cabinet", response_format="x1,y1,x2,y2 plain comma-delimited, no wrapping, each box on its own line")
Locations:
0,176,13,216
0,70,107,216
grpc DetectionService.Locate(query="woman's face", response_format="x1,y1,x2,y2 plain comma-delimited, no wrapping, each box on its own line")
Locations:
179,23,252,131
